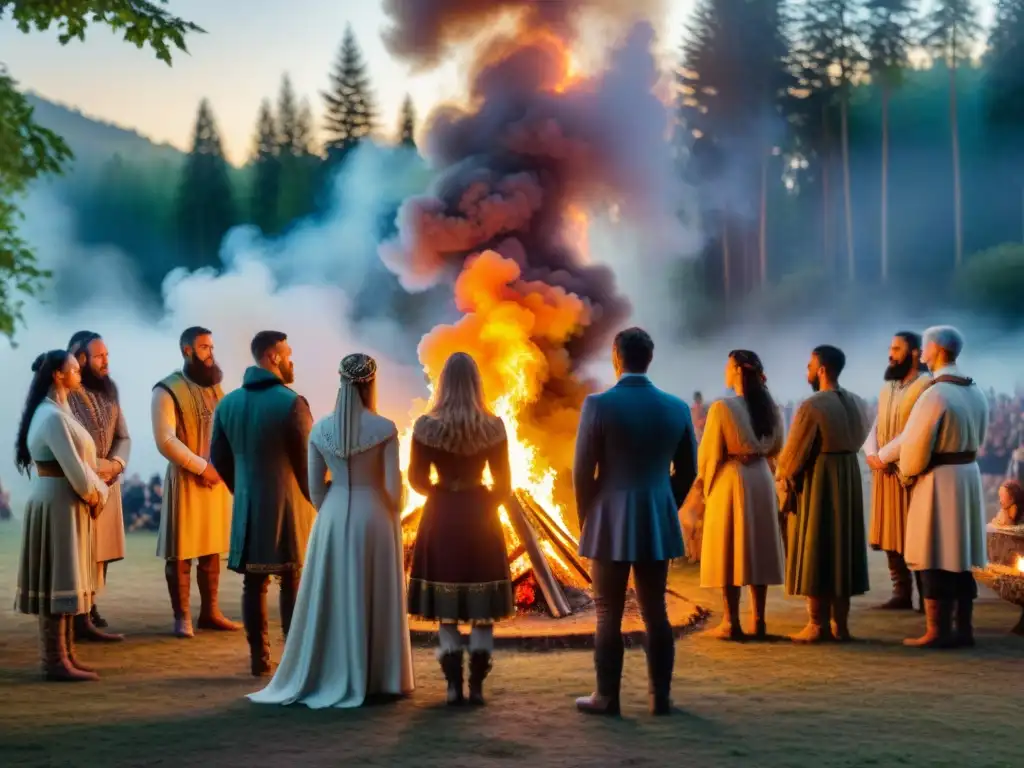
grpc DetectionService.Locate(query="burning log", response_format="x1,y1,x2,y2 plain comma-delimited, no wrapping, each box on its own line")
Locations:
516,490,591,586
504,494,572,618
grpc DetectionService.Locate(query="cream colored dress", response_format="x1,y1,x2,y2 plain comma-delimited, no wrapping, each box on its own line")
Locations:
698,397,785,588
248,397,414,709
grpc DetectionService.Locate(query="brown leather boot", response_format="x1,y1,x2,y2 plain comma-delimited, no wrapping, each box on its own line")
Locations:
709,585,745,640
196,555,242,631
953,598,974,648
439,650,464,705
903,599,954,648
874,552,913,610
41,615,98,682
749,585,768,639
165,559,194,638
65,616,96,673
791,597,834,643
831,596,852,642
467,650,491,706
73,611,124,643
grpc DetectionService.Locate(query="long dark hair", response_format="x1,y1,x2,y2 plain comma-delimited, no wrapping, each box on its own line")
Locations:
15,350,71,475
729,350,776,440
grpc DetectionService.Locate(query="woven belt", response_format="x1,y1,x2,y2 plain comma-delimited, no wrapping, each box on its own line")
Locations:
35,460,64,478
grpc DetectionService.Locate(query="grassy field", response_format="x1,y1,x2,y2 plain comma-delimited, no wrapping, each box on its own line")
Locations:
1,528,1022,768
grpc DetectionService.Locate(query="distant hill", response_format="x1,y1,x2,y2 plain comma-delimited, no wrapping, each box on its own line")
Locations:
24,91,187,173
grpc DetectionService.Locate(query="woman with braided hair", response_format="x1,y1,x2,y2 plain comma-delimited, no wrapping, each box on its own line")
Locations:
249,353,414,708
697,350,786,640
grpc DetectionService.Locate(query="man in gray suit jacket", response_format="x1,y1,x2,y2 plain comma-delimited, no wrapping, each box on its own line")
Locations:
574,327,697,717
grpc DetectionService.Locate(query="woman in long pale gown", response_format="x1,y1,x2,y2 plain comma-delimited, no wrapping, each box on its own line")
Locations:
248,353,414,708
14,350,109,681
698,350,785,640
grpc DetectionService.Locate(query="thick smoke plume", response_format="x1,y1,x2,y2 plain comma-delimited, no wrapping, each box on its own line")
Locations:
379,0,689,483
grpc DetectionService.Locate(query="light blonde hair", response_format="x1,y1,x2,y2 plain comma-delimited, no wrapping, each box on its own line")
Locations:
421,352,504,454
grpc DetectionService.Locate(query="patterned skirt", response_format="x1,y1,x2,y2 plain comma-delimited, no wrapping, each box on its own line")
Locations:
407,487,514,623
14,477,95,616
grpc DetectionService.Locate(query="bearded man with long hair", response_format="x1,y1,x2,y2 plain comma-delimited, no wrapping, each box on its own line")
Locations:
66,331,130,642
152,327,240,638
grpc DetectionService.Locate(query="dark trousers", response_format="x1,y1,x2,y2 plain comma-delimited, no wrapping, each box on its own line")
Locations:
592,560,672,699
919,569,978,601
241,570,301,666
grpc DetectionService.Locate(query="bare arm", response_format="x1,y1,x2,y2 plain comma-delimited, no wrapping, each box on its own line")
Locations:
151,388,207,475
572,396,601,530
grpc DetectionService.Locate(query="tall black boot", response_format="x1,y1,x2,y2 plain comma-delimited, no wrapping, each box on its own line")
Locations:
875,551,913,610
242,574,273,677
439,650,464,705
954,598,974,647
468,651,492,706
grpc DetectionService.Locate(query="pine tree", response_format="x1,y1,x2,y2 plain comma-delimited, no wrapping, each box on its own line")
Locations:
175,99,237,269
398,94,417,147
922,0,982,268
985,0,1024,127
295,98,317,156
322,25,377,164
864,0,916,282
277,74,300,157
794,0,865,282
250,99,280,234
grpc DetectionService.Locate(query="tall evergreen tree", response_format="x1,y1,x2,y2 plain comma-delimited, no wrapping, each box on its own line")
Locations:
277,74,300,157
864,0,916,282
322,25,377,165
398,94,417,148
985,0,1024,127
295,98,317,156
794,0,865,281
250,99,280,234
175,99,237,269
922,0,981,268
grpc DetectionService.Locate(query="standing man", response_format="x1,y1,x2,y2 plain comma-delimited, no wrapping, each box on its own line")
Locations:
573,327,697,717
886,326,989,648
863,331,929,610
210,331,316,677
776,345,871,644
153,327,241,638
691,391,707,442
67,331,130,642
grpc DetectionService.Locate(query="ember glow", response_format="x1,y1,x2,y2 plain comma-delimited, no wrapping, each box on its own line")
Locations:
382,0,683,592
1017,556,1024,574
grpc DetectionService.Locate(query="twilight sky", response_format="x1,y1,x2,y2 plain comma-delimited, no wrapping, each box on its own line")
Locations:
0,1,995,166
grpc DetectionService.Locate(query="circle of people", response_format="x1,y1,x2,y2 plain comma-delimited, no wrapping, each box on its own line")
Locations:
10,323,999,717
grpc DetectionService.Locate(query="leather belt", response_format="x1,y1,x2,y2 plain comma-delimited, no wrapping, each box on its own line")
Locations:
928,451,977,470
35,460,65,478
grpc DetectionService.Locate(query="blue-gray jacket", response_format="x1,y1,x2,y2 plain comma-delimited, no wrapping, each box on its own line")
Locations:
574,375,697,562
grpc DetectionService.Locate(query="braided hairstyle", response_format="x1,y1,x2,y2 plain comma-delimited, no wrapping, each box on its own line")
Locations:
729,349,776,440
340,353,378,411
15,350,72,475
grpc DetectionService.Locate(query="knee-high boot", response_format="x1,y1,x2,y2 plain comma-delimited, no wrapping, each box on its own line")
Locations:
65,615,96,673
468,625,493,706
953,598,974,647
710,585,744,640
242,575,273,677
437,624,464,705
791,597,834,643
196,555,241,631
73,604,124,643
903,598,954,648
831,596,852,641
749,585,768,639
41,615,98,682
165,559,194,638
875,551,913,610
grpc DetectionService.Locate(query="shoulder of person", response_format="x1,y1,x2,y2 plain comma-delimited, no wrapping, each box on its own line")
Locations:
365,411,399,440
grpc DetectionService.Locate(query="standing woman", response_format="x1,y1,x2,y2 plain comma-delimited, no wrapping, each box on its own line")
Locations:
249,353,415,708
407,352,514,706
698,350,786,640
13,350,110,681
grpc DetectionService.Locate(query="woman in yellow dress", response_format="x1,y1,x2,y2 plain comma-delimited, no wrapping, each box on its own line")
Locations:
698,350,785,640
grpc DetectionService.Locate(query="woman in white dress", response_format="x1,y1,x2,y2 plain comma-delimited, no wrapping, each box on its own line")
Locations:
14,350,110,681
248,353,414,708
698,350,785,640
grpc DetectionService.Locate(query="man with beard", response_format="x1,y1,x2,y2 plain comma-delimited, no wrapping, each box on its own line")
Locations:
880,326,989,648
152,326,241,638
863,331,930,611
66,331,130,642
210,331,315,676
776,345,871,643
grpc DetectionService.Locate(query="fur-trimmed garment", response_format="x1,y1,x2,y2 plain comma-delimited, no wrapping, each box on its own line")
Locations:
406,413,515,622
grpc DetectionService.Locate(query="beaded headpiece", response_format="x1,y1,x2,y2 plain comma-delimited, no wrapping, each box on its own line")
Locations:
339,353,377,384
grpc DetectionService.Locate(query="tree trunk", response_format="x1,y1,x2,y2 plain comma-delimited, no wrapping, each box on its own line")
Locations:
949,58,963,268
880,82,890,284
760,152,768,286
841,91,855,281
